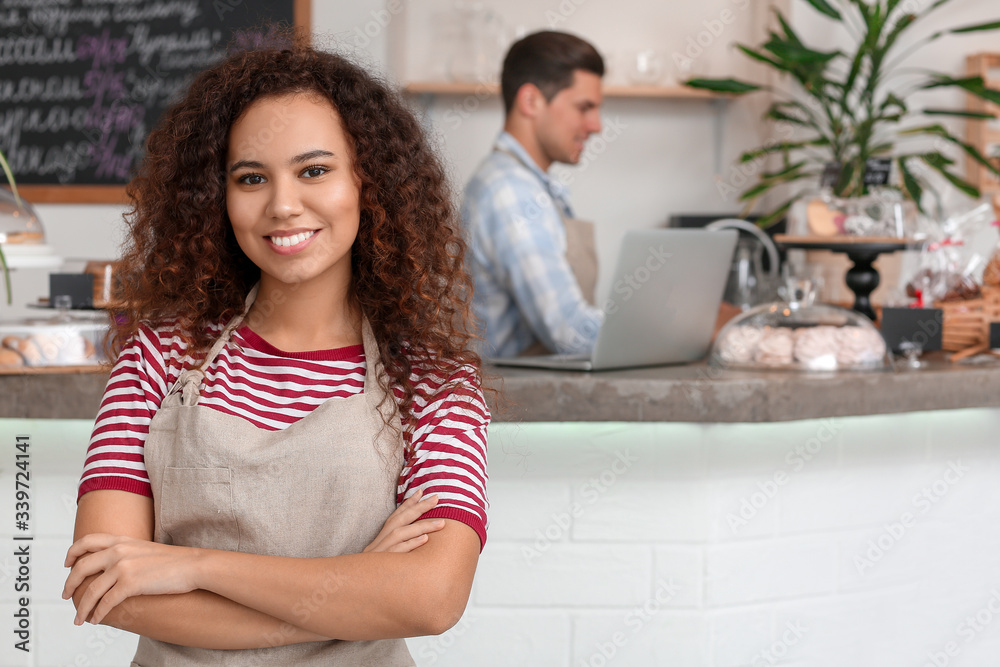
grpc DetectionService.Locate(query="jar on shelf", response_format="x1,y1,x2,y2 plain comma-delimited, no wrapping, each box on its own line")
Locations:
0,187,60,271
0,187,45,245
447,2,506,84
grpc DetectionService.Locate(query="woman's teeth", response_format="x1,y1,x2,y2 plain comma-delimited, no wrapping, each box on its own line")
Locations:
269,231,315,247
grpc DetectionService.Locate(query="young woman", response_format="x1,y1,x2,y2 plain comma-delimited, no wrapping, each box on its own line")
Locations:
62,39,488,665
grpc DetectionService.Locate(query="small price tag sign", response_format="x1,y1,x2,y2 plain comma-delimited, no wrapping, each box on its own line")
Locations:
881,307,942,353
864,158,893,187
989,322,1000,349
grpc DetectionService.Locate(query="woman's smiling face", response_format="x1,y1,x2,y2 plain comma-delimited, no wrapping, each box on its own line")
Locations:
226,92,361,293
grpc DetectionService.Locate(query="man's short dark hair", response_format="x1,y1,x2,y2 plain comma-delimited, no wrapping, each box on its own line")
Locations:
500,31,604,114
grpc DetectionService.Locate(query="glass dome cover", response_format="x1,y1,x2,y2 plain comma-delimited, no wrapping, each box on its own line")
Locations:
710,295,888,372
0,187,45,245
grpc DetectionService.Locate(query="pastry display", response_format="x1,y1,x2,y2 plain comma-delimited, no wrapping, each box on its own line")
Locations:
905,268,981,302
754,328,795,366
835,326,887,366
793,325,840,369
12,336,43,365
0,321,107,366
710,302,888,371
905,267,933,298
941,277,981,302
715,326,763,364
0,348,23,366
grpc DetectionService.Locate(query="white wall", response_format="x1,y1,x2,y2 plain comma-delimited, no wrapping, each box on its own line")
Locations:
392,0,784,304
5,0,999,316
6,0,778,317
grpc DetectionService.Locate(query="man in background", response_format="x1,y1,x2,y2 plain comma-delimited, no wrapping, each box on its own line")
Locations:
462,30,605,358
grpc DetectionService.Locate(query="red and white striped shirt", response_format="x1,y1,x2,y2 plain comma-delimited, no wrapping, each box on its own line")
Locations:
80,323,490,548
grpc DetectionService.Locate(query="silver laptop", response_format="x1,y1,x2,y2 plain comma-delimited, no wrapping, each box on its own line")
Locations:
490,228,738,371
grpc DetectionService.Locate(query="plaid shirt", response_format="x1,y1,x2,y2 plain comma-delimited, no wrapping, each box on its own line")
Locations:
461,132,603,358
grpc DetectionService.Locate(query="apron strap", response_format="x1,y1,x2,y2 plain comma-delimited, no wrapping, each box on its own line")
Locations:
168,283,259,405
562,218,598,306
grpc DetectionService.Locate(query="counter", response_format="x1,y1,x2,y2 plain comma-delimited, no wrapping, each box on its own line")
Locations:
489,355,1000,422
5,354,1000,421
0,365,109,419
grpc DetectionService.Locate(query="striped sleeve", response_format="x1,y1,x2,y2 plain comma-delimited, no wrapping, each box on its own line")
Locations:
396,363,490,551
78,325,173,499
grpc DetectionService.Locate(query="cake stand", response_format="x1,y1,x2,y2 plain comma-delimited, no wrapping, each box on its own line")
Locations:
774,235,924,320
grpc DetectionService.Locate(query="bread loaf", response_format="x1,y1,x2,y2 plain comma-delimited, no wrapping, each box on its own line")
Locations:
0,348,24,366
14,337,43,365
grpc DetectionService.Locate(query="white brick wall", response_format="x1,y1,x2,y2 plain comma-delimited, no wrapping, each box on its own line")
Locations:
572,611,708,667
705,536,840,606
444,410,1000,666
476,544,652,607
406,610,570,667
572,480,711,543
7,409,1000,666
708,607,773,667
0,420,142,666
483,480,571,542
652,547,703,609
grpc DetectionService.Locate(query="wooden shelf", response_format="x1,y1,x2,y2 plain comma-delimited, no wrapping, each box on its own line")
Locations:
402,81,724,100
0,364,107,376
774,234,923,245
604,84,722,99
965,53,1000,195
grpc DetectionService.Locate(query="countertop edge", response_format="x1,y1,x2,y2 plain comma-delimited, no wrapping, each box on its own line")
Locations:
3,360,1000,422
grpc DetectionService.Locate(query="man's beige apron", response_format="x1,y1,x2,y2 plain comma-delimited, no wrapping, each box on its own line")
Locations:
562,216,598,307
131,288,414,666
495,148,598,355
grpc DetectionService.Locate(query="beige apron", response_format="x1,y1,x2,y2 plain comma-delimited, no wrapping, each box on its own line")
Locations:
132,287,414,666
496,148,598,355
562,215,598,306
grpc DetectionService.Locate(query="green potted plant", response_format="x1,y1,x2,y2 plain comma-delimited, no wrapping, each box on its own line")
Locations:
686,0,1000,229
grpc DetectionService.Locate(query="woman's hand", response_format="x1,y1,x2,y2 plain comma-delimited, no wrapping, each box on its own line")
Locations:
63,534,202,626
63,491,443,626
363,489,445,554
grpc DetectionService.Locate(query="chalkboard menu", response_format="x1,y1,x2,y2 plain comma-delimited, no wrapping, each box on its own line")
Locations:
0,0,309,203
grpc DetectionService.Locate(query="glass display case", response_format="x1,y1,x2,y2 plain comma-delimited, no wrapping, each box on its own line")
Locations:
710,294,888,372
0,312,108,367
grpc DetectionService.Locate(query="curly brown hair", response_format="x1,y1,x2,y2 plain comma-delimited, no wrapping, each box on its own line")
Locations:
113,38,482,450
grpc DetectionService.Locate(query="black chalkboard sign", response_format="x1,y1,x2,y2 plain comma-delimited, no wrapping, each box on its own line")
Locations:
0,0,309,203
